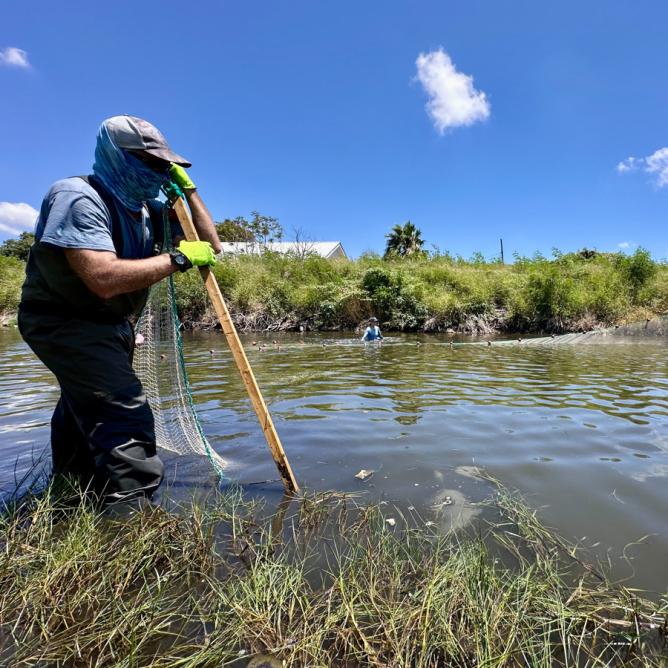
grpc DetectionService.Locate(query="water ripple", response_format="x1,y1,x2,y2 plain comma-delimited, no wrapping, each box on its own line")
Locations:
2,329,668,592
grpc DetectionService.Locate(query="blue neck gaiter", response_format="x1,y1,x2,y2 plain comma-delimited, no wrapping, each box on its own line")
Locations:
92,123,169,212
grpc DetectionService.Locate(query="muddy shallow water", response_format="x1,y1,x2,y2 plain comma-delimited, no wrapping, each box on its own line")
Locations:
1,327,667,595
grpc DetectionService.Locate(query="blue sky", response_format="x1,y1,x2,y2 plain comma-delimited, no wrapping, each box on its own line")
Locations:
1,0,667,259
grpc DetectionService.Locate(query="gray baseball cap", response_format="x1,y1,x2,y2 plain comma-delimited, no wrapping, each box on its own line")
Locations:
104,115,192,167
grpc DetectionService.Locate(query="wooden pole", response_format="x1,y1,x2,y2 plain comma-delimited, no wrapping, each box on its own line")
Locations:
500,238,504,264
171,196,299,493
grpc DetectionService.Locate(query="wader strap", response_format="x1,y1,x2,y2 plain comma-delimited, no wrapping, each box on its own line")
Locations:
77,176,164,256
78,175,125,256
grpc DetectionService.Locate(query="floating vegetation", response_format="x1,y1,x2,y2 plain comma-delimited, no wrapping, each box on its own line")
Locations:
0,478,666,666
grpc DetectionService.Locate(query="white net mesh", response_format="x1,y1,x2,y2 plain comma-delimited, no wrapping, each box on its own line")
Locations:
501,318,668,346
132,212,225,478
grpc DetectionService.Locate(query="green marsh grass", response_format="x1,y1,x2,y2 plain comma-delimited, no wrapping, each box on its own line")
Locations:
1,478,666,666
1,249,666,332
0,255,24,317
180,248,668,333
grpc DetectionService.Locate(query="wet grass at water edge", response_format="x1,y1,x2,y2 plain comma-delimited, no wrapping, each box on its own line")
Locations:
1,478,667,667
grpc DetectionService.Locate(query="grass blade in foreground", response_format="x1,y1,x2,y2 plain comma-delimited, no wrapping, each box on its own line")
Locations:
0,479,666,666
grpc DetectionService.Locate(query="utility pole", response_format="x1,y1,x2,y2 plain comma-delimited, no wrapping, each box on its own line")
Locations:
500,238,505,264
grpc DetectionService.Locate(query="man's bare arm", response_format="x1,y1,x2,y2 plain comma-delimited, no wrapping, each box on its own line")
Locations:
64,249,177,300
184,190,222,253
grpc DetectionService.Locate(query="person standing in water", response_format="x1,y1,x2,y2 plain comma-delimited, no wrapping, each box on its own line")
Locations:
18,115,221,511
361,317,384,343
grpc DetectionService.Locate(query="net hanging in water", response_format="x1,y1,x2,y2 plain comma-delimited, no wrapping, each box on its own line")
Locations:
132,211,225,479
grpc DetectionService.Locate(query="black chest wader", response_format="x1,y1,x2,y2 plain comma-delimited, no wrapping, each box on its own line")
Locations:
18,177,167,508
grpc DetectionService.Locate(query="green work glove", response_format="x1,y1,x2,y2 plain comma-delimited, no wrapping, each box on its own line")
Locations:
177,241,216,267
169,164,196,191
162,181,183,203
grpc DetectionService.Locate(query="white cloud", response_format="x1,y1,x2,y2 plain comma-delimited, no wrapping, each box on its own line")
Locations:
617,241,635,249
646,148,668,187
0,47,30,68
617,147,668,188
0,202,38,236
415,48,490,134
616,159,636,173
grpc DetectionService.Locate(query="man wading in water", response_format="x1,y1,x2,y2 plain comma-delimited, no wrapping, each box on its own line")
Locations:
18,115,222,512
361,316,384,343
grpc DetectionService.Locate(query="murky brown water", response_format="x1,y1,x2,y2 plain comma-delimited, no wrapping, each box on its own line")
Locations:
1,327,667,595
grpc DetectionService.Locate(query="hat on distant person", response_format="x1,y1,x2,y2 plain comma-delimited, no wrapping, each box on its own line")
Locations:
369,316,379,322
104,115,191,167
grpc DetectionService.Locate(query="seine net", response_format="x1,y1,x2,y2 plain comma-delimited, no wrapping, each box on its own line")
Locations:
501,318,668,346
132,210,225,479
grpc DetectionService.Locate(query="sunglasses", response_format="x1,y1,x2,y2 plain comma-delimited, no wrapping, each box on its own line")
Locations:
127,150,172,174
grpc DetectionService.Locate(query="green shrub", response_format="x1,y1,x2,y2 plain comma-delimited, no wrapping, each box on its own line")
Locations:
615,248,657,298
169,251,667,331
0,256,24,313
172,270,208,323
4,246,661,333
334,286,373,325
0,232,35,262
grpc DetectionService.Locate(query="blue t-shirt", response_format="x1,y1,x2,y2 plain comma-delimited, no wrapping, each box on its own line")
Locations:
21,177,180,322
36,177,154,259
362,325,383,341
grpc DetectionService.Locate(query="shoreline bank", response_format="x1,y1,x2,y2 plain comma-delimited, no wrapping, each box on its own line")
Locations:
2,307,666,336
181,307,667,335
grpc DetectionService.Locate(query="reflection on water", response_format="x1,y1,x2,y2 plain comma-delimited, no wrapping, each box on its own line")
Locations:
1,328,667,594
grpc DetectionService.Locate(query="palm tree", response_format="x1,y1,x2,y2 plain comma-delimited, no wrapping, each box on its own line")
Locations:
384,221,425,259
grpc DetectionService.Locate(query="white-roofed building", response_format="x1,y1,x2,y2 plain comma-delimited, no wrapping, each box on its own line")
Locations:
220,241,347,260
